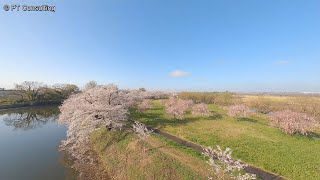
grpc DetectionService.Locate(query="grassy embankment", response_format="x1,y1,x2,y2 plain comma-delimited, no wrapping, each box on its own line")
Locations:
91,127,216,179
130,100,320,180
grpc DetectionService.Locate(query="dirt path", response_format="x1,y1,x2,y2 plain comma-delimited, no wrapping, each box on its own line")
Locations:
148,126,285,180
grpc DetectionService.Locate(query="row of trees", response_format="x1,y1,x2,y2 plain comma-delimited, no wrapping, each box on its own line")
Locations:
138,95,319,136
13,81,79,102
227,104,318,135
1,80,124,107
178,92,238,106
162,97,211,119
57,86,264,179
134,98,256,179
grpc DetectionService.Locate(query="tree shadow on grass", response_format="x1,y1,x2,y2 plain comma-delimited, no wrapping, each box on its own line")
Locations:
143,116,199,129
204,111,223,120
237,117,258,123
98,130,130,150
149,107,163,111
236,117,271,127
130,107,226,129
134,111,224,129
306,132,320,140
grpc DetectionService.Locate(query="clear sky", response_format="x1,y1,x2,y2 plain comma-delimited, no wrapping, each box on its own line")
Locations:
1,0,319,92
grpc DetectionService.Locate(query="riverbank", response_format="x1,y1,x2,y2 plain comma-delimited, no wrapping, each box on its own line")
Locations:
0,100,62,111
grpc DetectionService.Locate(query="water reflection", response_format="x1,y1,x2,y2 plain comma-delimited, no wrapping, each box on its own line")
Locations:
1,106,59,130
0,106,78,180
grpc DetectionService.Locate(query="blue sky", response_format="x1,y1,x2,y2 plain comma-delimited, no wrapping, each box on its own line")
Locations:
0,0,319,92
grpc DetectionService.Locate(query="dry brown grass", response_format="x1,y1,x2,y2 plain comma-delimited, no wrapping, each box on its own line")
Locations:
91,129,209,180
145,137,212,177
241,95,320,122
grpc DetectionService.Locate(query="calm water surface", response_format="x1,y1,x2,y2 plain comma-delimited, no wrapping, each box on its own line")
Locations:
0,106,77,180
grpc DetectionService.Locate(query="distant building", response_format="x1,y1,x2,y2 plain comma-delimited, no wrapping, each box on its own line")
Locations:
0,88,5,90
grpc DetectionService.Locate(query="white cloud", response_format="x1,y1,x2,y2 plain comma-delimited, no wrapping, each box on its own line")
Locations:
169,70,191,77
275,60,289,65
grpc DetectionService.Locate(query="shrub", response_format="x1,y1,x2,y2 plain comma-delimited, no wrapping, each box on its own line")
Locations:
270,110,317,135
191,103,210,117
228,105,252,118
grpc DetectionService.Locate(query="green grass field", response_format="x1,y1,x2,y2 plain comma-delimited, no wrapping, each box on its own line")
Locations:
131,100,320,180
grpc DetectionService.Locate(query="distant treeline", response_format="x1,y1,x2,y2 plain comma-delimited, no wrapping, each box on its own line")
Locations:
178,92,238,106
0,81,79,109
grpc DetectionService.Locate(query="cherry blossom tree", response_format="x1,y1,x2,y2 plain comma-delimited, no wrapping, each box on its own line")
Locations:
132,121,153,153
142,91,172,99
203,145,256,180
137,99,153,112
228,105,252,118
191,103,211,117
164,98,193,119
132,121,153,140
270,110,317,135
58,84,143,175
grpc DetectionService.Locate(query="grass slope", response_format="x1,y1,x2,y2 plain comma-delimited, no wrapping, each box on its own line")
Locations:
91,128,213,180
131,100,320,180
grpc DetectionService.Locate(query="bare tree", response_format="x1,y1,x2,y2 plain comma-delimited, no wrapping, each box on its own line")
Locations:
53,84,79,99
84,80,98,90
14,81,45,101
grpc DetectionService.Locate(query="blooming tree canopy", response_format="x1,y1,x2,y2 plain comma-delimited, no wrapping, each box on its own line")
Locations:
228,105,252,118
132,121,153,141
203,145,256,180
191,103,211,117
271,110,317,135
58,84,143,172
137,99,153,112
164,97,193,119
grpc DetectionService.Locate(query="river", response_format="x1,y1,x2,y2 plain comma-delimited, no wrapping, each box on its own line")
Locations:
0,106,77,180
